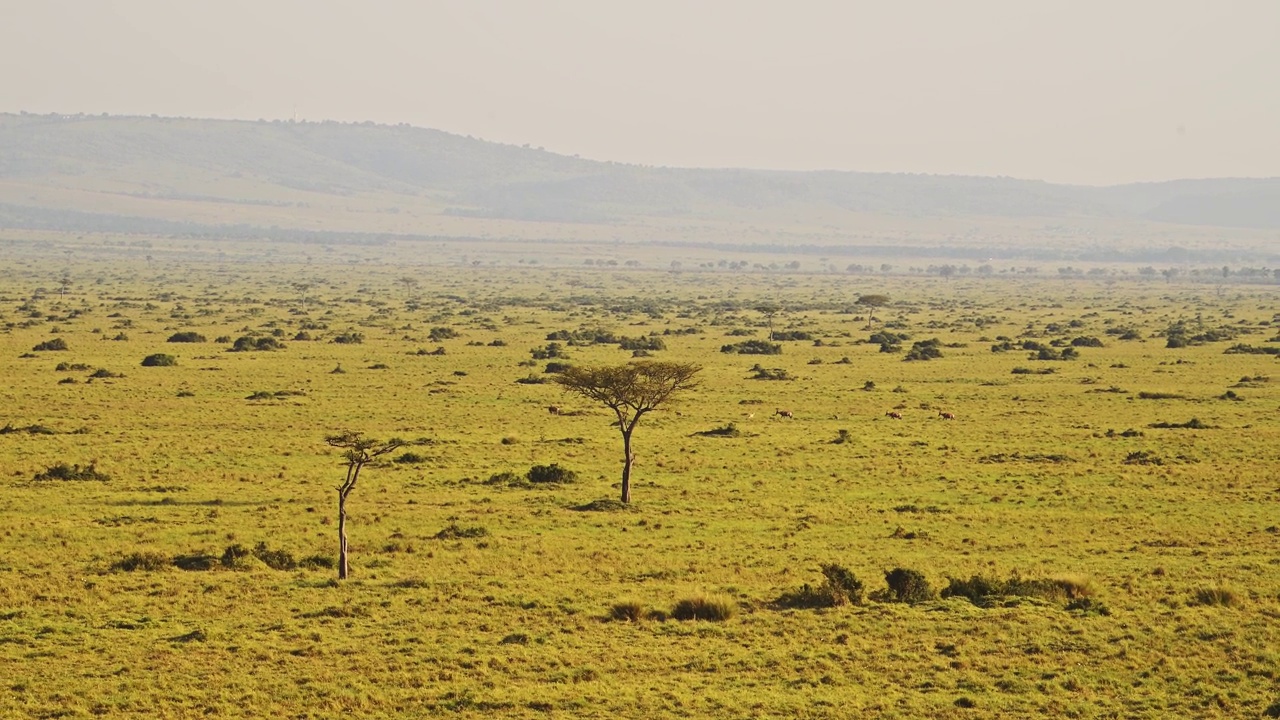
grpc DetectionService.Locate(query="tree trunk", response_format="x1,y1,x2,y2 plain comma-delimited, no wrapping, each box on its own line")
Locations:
620,430,634,504
337,490,349,579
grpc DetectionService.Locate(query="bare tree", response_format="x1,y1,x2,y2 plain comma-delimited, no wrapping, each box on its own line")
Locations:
325,431,404,579
555,361,700,504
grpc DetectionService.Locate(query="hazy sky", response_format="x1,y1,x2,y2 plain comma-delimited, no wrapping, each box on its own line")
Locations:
3,0,1277,185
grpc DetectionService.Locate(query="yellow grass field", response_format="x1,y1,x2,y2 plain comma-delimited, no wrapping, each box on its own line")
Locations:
1,235,1278,719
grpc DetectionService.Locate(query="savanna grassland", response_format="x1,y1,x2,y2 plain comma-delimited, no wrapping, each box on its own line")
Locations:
1,235,1278,719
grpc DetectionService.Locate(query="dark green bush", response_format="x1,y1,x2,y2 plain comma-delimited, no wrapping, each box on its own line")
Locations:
112,552,170,572
527,463,577,484
230,336,284,352
903,339,943,362
777,563,865,609
253,542,297,570
34,462,109,482
32,338,69,351
167,332,206,343
434,523,489,540
141,354,177,367
721,339,782,355
330,332,364,345
173,553,218,571
882,568,935,603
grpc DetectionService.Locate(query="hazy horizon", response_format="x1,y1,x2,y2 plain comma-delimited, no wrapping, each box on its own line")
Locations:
3,1,1277,186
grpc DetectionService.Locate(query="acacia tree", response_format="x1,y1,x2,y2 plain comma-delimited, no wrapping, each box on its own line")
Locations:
326,431,404,579
855,294,890,331
555,361,701,504
755,303,782,341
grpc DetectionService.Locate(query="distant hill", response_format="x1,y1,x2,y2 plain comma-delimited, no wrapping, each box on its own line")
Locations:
2,113,1278,252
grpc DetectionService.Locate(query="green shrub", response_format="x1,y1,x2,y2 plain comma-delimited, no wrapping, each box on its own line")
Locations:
34,462,109,482
330,331,364,345
903,339,943,361
428,327,460,341
112,552,170,572
672,595,735,622
230,336,285,352
526,463,577,484
393,452,427,464
434,523,489,540
695,423,741,438
777,563,865,609
166,331,206,343
882,568,935,603
173,553,218,571
721,339,782,355
299,554,336,570
32,338,69,351
748,365,793,381
141,354,177,367
220,544,260,570
253,542,297,570
571,499,630,512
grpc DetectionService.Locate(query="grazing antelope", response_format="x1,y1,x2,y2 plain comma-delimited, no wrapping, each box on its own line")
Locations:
775,408,794,419
939,411,956,420
886,411,903,420
547,405,561,415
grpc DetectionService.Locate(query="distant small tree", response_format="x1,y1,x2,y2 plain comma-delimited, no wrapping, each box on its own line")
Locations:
325,431,404,579
555,361,701,504
755,303,782,341
856,294,890,330
399,276,420,300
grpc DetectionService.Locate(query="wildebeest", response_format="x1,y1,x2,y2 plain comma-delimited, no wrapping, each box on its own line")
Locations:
939,411,956,420
886,411,903,420
547,405,561,415
775,408,794,419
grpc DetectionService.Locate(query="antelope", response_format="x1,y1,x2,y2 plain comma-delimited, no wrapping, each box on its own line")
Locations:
939,411,956,420
547,405,561,415
775,408,794,419
886,411,903,420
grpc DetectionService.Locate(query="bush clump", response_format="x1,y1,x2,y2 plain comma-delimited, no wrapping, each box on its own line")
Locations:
32,338,69,352
671,595,735,622
112,552,170,572
167,332,206,343
230,336,285,352
880,568,935,603
434,523,489,540
34,462,110,482
173,553,219,571
330,331,364,345
903,339,943,362
141,353,178,367
252,542,297,570
942,573,1093,607
776,563,865,609
526,463,577,484
721,340,782,355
